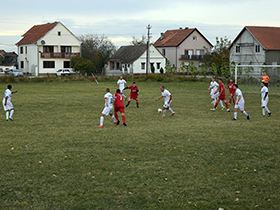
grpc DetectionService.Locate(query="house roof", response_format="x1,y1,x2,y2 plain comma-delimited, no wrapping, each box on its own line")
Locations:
16,22,59,45
230,26,280,50
154,28,213,47
110,45,147,63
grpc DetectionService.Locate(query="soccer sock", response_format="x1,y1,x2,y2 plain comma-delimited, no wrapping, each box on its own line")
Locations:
233,98,236,104
100,116,104,125
263,108,266,116
6,112,9,119
122,115,126,123
111,115,116,122
114,113,119,121
169,108,174,113
229,98,232,104
163,110,166,116
10,110,14,118
127,101,130,105
265,107,270,113
220,101,224,107
234,112,237,119
243,111,248,116
213,98,216,105
214,101,219,109
225,102,229,109
136,101,139,107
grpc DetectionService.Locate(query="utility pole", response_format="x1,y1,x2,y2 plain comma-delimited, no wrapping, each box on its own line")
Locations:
146,24,151,75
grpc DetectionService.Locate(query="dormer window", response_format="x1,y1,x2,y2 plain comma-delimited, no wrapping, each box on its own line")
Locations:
58,31,61,36
193,36,197,41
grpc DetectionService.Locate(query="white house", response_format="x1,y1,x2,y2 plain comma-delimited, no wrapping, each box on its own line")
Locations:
16,22,81,76
106,44,166,75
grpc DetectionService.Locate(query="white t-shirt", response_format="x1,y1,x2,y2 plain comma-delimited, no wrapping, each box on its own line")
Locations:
235,88,244,103
261,86,269,100
210,81,219,95
104,92,113,107
162,89,171,104
117,79,127,90
3,89,12,103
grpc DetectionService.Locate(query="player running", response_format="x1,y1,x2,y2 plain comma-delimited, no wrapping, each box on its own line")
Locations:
97,88,117,128
117,76,128,99
208,77,224,109
3,84,18,121
226,79,236,106
113,89,127,126
125,82,139,108
232,84,250,120
155,86,175,118
261,82,271,117
211,78,230,112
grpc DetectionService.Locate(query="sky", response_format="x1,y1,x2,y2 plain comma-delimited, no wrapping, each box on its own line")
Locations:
1,0,280,52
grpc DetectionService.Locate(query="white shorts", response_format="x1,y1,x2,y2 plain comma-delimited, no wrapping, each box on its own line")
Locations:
211,93,219,99
3,100,13,111
163,101,172,108
235,100,245,111
261,99,269,107
102,106,113,115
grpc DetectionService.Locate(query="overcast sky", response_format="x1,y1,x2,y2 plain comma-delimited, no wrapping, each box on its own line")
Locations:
1,0,280,52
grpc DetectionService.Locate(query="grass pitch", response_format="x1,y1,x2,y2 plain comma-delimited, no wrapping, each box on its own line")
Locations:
0,81,279,210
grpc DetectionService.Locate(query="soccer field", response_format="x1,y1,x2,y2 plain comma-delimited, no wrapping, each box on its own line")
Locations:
0,81,279,209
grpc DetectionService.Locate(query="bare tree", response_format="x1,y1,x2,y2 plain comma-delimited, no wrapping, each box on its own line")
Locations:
130,35,147,46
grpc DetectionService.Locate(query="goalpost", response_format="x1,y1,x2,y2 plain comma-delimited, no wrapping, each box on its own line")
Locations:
234,64,280,84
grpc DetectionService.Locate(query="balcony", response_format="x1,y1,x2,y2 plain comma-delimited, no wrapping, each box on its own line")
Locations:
40,52,80,58
179,55,206,60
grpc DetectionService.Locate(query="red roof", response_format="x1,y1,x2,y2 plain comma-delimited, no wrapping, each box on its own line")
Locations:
16,22,59,45
246,26,280,50
154,28,213,47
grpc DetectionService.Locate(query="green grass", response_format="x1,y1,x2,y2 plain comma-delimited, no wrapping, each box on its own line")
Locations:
0,81,279,210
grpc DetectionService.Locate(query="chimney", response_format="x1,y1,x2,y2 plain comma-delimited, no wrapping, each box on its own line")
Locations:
185,27,188,30
179,27,183,29
160,33,164,40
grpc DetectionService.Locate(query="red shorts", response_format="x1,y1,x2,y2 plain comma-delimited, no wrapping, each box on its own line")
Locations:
114,107,125,113
219,94,226,100
129,95,138,100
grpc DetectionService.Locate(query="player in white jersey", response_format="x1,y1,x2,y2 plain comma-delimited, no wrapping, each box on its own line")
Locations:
98,88,117,127
155,86,175,118
3,84,18,121
208,77,224,109
117,76,128,99
232,84,250,120
261,82,271,117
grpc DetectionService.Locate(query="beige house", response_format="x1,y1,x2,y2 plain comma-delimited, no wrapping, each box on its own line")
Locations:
154,27,213,70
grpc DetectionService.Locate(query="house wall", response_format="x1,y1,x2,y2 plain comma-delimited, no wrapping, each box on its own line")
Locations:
230,29,266,76
265,51,280,77
18,44,38,75
155,46,177,67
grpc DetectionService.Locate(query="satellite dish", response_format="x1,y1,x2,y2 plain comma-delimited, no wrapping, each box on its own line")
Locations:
41,40,46,45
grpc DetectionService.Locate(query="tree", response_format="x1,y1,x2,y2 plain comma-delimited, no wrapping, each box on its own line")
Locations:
70,56,95,75
151,65,155,73
79,34,116,74
203,37,231,75
130,35,147,46
165,60,176,74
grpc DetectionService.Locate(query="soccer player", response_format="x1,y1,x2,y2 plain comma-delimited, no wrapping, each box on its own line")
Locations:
155,86,175,118
117,76,128,99
261,82,271,117
211,78,230,112
232,84,250,120
208,77,223,109
3,84,18,121
261,72,269,87
226,79,236,106
125,82,139,108
113,89,127,126
97,88,117,128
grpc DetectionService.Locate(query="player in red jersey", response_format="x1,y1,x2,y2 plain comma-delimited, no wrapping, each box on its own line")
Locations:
226,79,236,106
113,89,127,126
211,78,230,112
125,82,139,108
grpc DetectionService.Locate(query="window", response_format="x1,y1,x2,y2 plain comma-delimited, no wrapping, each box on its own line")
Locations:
25,46,27,54
157,63,161,69
141,62,145,70
20,47,23,54
196,50,204,55
185,49,193,55
116,62,120,69
61,46,72,53
20,61,24,68
43,46,54,53
58,31,61,36
64,61,70,68
43,61,55,68
150,63,154,69
111,62,115,70
193,36,197,41
162,49,165,56
255,45,260,53
236,46,240,53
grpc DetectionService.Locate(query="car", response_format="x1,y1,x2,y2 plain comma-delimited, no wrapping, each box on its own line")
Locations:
8,69,24,77
56,69,71,76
